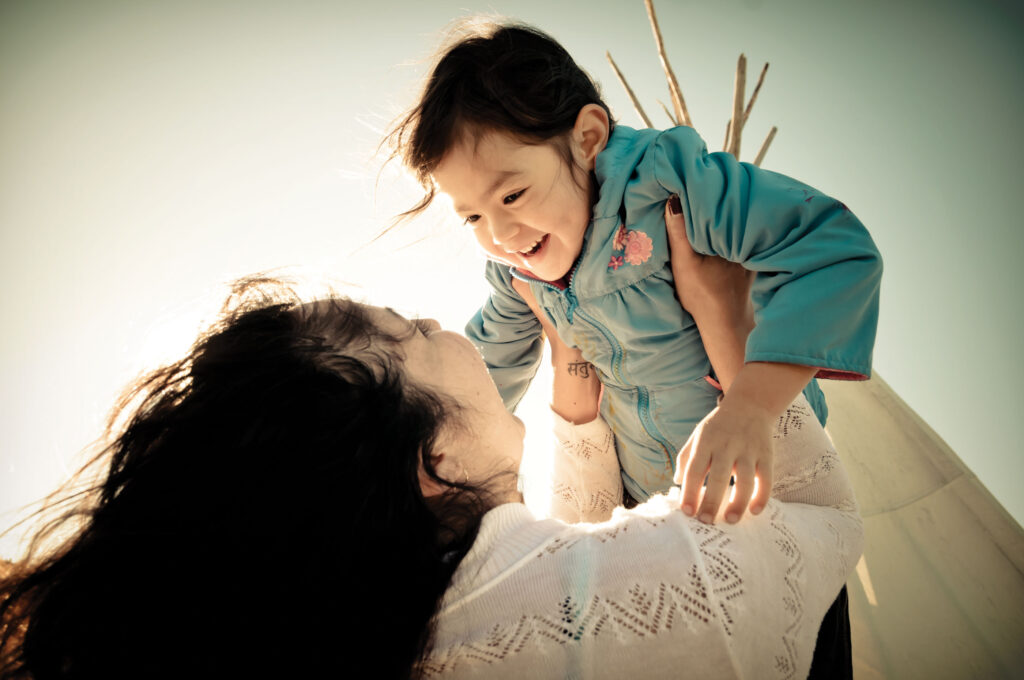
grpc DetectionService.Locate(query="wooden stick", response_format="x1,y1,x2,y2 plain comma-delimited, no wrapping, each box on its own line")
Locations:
743,62,769,124
752,125,777,167
658,99,678,126
723,120,731,152
606,51,653,128
728,53,747,157
644,0,692,127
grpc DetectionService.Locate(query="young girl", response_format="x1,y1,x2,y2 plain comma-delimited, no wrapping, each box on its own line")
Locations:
388,21,881,525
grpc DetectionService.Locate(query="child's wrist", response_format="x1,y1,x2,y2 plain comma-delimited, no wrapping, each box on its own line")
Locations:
718,390,777,423
723,362,816,420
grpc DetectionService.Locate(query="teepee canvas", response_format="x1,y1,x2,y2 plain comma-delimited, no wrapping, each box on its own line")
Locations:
821,377,1024,679
614,2,1024,677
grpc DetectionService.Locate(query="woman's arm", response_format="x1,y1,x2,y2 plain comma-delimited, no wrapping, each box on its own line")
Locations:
654,127,882,382
510,278,621,523
510,278,601,425
664,197,755,392
665,201,856,512
666,188,826,523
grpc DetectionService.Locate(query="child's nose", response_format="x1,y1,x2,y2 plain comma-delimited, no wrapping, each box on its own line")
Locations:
490,217,520,244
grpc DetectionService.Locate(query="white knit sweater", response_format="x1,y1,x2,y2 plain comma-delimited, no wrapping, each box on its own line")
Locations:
422,396,863,679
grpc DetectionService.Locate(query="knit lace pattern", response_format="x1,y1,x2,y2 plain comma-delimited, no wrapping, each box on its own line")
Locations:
422,397,863,679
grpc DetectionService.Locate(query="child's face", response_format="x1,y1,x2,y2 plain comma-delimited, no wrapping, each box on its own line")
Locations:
433,131,591,282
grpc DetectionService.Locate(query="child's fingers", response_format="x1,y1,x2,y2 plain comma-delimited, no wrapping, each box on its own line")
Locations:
723,459,756,524
673,439,690,486
695,456,734,524
750,461,774,515
679,443,709,517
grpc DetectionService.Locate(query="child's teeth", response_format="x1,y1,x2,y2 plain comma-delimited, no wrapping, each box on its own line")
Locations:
520,238,541,254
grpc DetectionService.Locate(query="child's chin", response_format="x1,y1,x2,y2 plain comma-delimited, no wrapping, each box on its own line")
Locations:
485,252,518,268
531,266,569,283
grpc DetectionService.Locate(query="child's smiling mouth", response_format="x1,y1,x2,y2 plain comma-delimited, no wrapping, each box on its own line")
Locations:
513,234,548,260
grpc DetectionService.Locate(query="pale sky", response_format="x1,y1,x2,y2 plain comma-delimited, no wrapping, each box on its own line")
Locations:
1,0,1022,556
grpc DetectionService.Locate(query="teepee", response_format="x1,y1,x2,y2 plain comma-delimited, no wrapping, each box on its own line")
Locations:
821,377,1024,678
610,2,1024,677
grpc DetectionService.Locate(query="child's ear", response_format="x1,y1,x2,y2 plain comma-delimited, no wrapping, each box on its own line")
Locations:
572,104,610,170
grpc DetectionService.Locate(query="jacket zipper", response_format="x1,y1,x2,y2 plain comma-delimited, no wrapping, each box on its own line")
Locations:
568,302,675,460
512,265,676,461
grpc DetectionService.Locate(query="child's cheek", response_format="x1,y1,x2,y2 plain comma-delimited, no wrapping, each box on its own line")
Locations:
476,237,516,267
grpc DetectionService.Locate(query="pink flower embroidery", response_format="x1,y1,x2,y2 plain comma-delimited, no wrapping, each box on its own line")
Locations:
608,255,624,270
623,230,653,265
612,224,628,251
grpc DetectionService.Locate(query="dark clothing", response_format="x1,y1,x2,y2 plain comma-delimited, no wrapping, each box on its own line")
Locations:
808,586,853,680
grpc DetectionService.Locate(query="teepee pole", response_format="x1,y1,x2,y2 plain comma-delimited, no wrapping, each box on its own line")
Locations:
743,62,769,125
752,126,777,167
727,54,747,157
657,99,678,126
606,51,653,128
643,0,692,127
610,0,779,162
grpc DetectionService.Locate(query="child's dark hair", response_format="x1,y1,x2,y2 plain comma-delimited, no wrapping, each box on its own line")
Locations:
388,20,614,219
0,277,501,679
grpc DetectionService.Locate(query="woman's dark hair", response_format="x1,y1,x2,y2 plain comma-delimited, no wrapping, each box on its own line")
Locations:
0,277,497,679
387,20,614,220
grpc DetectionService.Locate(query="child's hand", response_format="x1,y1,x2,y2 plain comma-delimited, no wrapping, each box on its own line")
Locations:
674,397,775,523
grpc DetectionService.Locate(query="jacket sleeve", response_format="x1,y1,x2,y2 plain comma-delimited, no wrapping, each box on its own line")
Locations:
652,126,882,379
465,260,545,411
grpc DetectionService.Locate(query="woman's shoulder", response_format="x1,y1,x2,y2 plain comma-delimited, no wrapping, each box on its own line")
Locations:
439,498,692,605
439,496,725,629
428,493,859,679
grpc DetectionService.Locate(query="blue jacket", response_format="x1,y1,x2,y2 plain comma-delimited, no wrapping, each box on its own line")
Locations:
467,125,882,501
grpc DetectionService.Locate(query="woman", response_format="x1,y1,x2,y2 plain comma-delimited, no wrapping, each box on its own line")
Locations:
0,209,862,679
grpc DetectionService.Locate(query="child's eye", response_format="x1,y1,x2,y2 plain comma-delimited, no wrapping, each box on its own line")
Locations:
463,214,481,225
503,189,525,205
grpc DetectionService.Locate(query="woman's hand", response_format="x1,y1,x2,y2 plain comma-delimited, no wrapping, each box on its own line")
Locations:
511,278,601,424
665,194,754,391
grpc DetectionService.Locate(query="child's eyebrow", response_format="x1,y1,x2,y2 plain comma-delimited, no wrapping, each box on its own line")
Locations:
453,170,522,212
